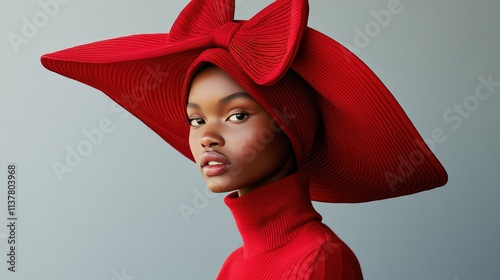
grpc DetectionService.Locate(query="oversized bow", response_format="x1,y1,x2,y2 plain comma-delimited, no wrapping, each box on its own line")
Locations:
166,0,309,85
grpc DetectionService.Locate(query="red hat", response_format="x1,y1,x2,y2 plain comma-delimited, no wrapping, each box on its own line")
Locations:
41,0,447,203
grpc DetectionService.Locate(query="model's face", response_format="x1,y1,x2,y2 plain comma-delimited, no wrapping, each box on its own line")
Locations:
187,66,294,196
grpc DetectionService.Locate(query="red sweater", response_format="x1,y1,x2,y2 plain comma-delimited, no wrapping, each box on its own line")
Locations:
217,173,363,279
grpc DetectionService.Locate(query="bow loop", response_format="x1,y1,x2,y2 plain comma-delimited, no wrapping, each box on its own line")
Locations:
166,0,309,85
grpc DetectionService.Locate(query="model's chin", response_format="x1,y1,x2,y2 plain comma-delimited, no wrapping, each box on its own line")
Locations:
203,173,236,193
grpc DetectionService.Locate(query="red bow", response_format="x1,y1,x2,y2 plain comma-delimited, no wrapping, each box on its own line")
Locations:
166,0,309,85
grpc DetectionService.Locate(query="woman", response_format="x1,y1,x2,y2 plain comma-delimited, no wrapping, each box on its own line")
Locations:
186,61,364,279
41,0,448,278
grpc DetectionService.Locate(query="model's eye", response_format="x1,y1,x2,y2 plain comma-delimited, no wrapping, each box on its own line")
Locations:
227,112,249,122
188,118,205,127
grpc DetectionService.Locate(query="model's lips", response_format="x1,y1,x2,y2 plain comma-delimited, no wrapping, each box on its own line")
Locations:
200,151,231,176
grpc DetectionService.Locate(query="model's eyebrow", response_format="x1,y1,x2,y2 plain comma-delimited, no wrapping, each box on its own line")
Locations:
186,102,200,109
218,92,252,106
186,92,252,109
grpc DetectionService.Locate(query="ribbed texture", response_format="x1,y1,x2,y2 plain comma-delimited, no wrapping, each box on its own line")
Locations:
291,28,448,202
165,0,308,85
40,0,448,203
220,173,363,279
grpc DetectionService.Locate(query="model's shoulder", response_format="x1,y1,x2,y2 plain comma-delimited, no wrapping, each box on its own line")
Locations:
291,221,341,247
284,222,363,279
284,237,351,280
280,241,343,280
289,222,341,256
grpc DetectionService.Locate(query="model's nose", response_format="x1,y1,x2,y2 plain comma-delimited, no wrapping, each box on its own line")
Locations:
201,137,220,148
200,124,225,148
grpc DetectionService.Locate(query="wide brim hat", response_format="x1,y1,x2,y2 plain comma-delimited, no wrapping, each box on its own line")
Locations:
41,0,447,203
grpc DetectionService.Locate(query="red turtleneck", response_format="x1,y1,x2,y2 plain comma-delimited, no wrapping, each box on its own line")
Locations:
216,173,363,279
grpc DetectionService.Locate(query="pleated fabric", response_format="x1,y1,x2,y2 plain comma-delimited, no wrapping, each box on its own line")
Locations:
40,0,447,203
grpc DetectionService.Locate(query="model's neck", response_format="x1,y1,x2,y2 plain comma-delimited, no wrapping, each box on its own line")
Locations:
224,172,322,257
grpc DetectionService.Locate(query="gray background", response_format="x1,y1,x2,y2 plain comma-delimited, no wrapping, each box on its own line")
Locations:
1,0,499,279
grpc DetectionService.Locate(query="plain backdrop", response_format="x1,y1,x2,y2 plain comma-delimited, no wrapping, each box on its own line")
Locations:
1,0,499,279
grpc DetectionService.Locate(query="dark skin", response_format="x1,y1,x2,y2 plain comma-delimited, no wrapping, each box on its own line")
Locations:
187,66,295,196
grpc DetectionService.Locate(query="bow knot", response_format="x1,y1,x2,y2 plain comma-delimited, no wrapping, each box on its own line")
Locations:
214,22,241,49
166,0,308,85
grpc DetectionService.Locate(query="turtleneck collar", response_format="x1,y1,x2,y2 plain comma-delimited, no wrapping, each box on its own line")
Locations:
224,172,322,258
